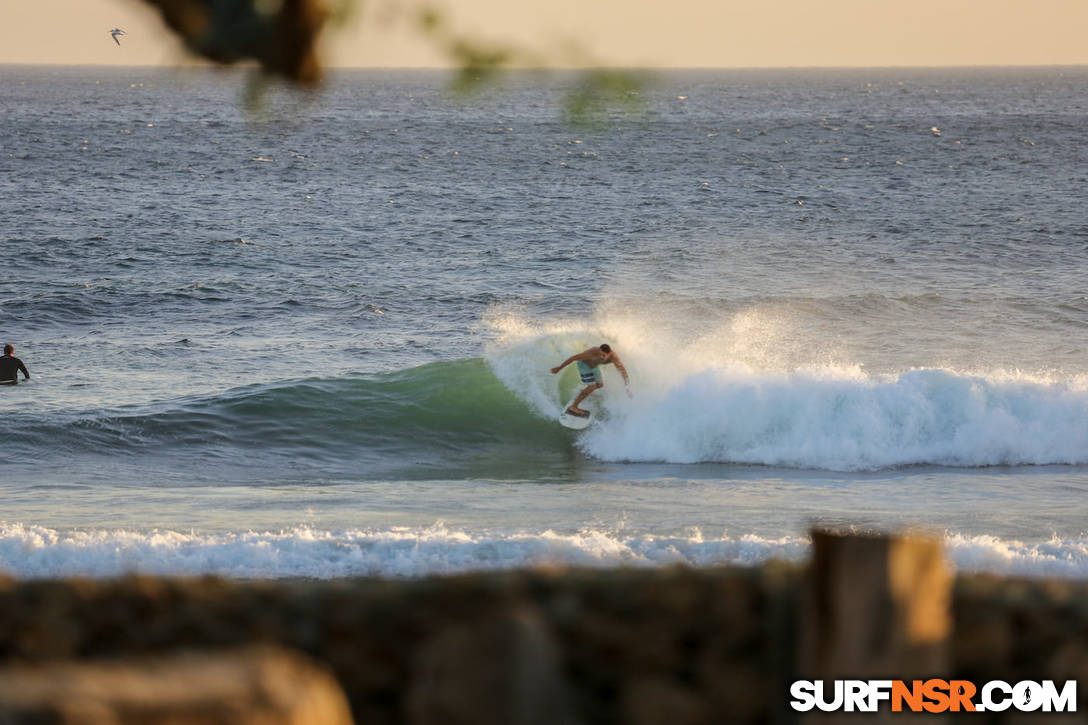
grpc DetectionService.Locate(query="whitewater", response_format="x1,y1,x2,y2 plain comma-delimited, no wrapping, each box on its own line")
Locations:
2,66,1087,580
485,311,1088,471
3,523,1087,580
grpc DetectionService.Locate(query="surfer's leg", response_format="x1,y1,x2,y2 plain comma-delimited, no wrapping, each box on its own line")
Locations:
567,383,602,415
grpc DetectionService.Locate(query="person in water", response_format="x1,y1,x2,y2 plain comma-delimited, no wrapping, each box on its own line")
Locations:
550,343,630,417
0,344,30,385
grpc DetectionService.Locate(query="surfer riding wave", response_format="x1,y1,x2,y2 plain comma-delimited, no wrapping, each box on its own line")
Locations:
550,343,630,417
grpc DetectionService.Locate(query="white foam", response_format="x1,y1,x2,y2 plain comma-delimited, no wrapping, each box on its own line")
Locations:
483,309,1088,470
583,366,1088,470
945,532,1088,579
0,522,804,579
1,523,1086,580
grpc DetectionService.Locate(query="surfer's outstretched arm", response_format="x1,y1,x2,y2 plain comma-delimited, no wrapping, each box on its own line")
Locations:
551,353,585,374
611,355,630,385
611,355,631,397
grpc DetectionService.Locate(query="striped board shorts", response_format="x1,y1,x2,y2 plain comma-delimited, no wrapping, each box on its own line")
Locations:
576,360,602,385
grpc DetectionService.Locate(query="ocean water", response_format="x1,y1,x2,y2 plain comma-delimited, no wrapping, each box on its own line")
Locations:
1,65,1087,580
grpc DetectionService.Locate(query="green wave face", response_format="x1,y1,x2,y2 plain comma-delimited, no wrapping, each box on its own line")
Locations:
214,359,563,449
11,359,579,480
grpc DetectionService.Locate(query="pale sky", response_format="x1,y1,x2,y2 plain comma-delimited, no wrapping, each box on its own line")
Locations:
2,0,1087,68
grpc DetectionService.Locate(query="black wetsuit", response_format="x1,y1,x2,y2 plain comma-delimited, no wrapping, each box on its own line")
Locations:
0,354,29,383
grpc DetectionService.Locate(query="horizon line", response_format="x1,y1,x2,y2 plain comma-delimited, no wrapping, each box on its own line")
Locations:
3,61,1088,71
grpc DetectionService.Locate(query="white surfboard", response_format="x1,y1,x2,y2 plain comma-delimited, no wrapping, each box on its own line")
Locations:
558,394,594,430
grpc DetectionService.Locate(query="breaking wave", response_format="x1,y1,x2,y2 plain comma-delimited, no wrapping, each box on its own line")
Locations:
1,523,1085,580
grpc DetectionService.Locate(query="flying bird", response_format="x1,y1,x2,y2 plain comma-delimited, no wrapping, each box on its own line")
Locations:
110,28,126,46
